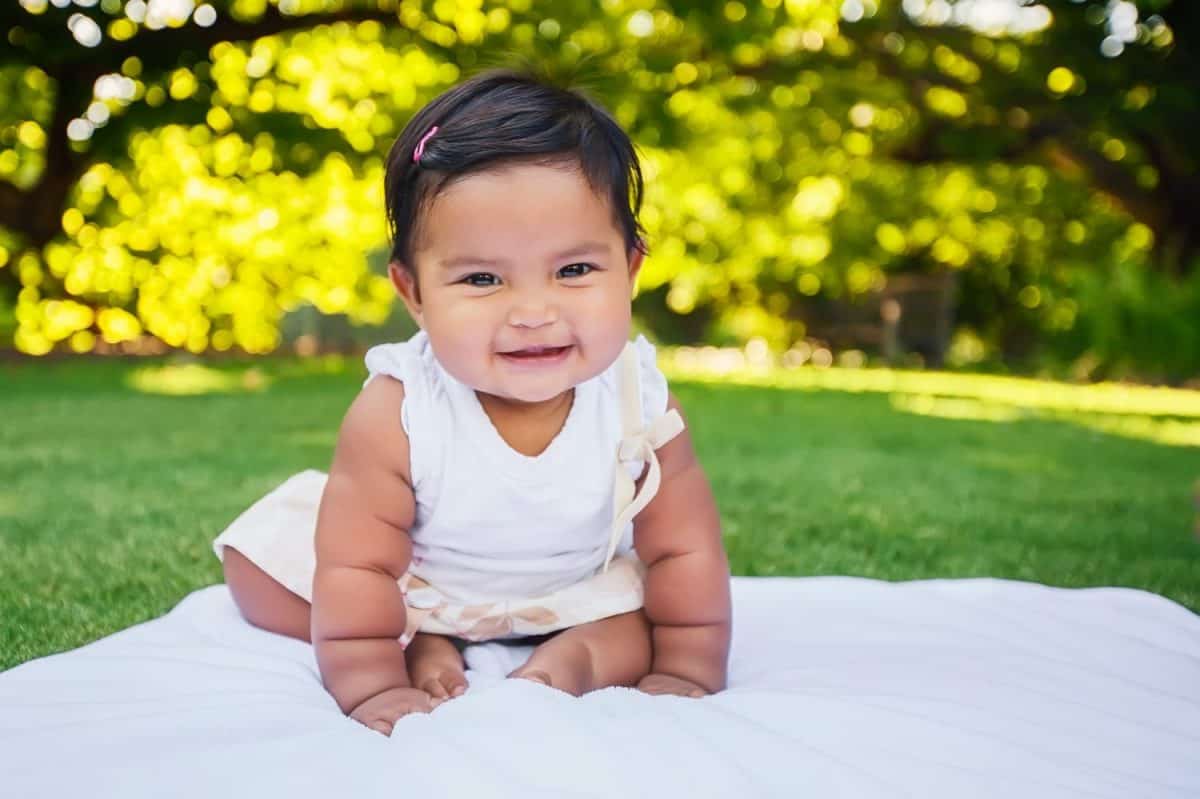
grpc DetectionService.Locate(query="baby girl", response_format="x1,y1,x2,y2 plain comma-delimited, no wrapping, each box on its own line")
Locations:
213,70,731,736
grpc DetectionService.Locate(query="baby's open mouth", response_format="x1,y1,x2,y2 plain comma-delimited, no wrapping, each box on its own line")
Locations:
499,345,572,361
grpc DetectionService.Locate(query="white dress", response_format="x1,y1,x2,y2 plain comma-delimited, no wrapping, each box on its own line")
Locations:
212,331,684,643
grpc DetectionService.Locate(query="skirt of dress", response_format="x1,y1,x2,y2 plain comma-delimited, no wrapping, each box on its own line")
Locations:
211,470,646,645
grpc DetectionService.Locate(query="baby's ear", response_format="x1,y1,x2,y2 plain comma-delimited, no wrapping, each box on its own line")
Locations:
627,243,645,283
388,262,423,326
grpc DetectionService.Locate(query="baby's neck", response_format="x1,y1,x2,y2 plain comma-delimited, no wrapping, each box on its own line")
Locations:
476,389,575,458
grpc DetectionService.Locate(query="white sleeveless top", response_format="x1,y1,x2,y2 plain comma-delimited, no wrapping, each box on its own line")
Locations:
363,331,670,604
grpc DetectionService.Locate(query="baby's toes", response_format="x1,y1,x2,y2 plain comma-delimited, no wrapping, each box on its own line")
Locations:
443,672,468,698
419,672,468,702
509,666,554,688
419,677,449,701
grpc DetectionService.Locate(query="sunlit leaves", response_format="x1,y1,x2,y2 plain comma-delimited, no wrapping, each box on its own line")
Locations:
16,122,392,355
1,0,1193,379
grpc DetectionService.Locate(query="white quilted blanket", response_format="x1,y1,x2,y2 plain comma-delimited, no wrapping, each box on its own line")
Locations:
3,577,1197,798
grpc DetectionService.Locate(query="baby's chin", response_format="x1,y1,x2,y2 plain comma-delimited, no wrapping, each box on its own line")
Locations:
482,358,611,404
486,379,578,407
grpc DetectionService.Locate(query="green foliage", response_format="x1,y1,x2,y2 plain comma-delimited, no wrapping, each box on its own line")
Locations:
1063,260,1200,383
1,1,1196,378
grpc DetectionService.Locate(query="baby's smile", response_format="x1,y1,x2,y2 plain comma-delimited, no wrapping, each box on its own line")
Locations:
497,343,575,366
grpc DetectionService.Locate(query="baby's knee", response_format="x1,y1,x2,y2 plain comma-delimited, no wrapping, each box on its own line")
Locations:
222,547,312,642
582,610,653,672
222,546,263,600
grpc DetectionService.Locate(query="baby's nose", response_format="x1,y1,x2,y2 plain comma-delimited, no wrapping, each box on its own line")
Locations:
507,296,559,328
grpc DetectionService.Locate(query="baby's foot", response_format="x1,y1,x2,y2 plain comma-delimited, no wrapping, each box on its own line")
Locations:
406,633,468,702
411,662,468,702
508,643,594,696
349,686,438,736
507,611,647,696
508,666,554,688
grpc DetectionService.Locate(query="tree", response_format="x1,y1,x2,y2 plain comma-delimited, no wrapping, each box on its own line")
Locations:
1,1,1194,377
839,1,1198,277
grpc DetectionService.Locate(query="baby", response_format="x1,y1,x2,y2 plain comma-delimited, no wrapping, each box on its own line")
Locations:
213,71,731,736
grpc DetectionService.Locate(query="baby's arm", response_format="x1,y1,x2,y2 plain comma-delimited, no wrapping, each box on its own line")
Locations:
311,376,419,716
633,393,732,694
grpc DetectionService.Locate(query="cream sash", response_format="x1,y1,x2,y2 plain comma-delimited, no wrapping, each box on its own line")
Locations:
604,342,685,571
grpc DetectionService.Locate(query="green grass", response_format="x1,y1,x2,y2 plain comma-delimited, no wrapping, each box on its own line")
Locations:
2,355,1198,671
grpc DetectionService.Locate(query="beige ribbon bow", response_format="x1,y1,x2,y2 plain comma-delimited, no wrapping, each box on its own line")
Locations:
602,344,685,572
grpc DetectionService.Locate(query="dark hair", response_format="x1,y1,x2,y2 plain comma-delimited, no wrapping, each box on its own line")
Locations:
384,70,645,271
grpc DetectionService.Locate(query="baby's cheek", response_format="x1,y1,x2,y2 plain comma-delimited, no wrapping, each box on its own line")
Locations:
424,325,485,377
578,289,629,330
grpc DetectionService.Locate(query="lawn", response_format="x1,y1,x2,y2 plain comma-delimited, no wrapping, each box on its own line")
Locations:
2,353,1198,671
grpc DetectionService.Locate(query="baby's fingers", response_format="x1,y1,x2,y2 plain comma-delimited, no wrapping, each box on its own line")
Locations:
637,673,707,698
366,718,394,736
351,708,401,736
350,688,437,735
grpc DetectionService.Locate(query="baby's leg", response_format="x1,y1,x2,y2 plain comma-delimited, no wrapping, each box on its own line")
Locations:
406,633,468,701
509,610,651,696
222,546,312,641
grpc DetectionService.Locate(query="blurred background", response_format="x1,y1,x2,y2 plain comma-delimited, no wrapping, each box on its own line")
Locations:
1,0,1198,383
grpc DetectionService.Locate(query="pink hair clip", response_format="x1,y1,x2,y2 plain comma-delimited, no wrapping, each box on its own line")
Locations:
413,126,439,164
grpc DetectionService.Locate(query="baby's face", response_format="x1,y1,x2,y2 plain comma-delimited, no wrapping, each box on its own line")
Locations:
394,162,641,406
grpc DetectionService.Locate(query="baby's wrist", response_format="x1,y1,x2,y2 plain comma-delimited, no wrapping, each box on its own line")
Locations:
647,661,724,694
314,636,412,714
649,620,730,693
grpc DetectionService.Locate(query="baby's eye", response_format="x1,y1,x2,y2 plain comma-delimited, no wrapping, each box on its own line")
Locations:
461,273,499,287
558,263,594,279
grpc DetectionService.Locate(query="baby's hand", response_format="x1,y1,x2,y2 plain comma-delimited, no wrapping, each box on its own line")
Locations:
349,686,439,736
636,672,709,699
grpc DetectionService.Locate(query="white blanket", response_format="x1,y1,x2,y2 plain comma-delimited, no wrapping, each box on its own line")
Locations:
2,577,1197,798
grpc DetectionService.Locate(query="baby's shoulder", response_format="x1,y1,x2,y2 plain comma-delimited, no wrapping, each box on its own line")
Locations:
353,371,408,413
364,335,431,388
334,375,412,484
